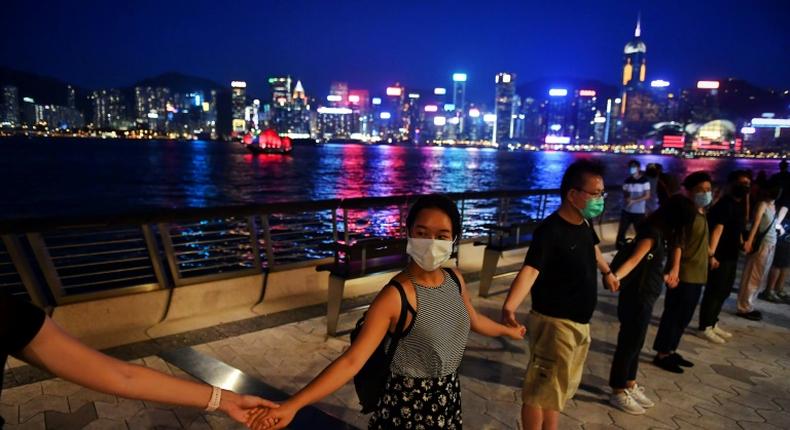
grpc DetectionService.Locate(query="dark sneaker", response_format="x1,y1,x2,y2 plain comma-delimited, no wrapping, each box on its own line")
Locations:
670,353,694,368
776,291,790,304
736,310,762,321
653,355,684,373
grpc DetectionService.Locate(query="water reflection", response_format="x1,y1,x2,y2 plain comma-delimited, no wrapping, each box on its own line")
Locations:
0,137,783,220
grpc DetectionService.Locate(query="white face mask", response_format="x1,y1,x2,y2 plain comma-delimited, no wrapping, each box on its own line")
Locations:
406,237,454,272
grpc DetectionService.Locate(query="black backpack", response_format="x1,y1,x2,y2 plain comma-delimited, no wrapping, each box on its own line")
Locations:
351,268,462,413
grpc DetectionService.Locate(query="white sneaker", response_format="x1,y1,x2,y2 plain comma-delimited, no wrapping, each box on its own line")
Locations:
700,326,726,344
610,391,646,415
713,323,733,339
626,384,655,408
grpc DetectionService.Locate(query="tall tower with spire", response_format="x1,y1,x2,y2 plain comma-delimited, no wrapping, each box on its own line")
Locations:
617,14,659,141
622,15,646,90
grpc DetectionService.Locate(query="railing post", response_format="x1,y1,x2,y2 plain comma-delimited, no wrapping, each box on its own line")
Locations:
157,222,183,287
26,233,65,304
247,216,263,272
2,235,49,308
141,224,169,289
260,214,275,268
343,207,349,243
332,208,338,242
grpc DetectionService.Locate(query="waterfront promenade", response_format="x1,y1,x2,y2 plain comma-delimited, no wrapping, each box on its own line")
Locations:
2,243,790,429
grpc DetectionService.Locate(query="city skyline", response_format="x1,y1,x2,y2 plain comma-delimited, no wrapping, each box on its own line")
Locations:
2,0,789,103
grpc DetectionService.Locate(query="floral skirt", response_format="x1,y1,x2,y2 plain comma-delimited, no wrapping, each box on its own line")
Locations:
368,371,462,429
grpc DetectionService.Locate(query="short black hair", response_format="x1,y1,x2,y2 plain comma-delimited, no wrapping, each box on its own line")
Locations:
781,159,788,171
628,160,640,168
560,160,606,201
727,169,750,184
682,171,712,190
406,194,462,240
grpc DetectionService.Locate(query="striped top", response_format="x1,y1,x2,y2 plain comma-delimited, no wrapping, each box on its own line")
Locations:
389,270,471,378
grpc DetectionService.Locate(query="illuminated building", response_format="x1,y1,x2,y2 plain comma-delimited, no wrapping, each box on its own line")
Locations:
622,16,646,91
269,76,292,105
575,89,598,144
1,86,19,127
231,81,247,133
521,97,546,143
316,107,355,138
619,15,656,140
452,73,467,134
90,89,125,129
66,85,76,109
493,72,516,145
134,86,170,130
329,82,349,107
546,88,573,143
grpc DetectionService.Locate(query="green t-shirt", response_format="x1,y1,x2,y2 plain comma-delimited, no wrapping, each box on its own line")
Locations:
680,212,709,284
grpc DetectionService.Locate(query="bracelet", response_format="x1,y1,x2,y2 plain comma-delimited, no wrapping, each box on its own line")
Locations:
206,386,222,412
602,270,612,276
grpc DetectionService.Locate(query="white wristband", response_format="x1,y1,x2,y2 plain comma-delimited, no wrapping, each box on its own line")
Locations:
206,386,222,412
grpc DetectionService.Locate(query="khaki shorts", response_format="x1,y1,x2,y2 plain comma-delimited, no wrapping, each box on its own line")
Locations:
522,311,591,411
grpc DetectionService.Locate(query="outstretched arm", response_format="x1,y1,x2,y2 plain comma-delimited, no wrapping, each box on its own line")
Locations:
248,285,399,429
502,264,539,327
17,317,277,426
454,268,525,339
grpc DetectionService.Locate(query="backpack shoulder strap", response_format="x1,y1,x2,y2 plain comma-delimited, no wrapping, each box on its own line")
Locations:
388,280,409,337
443,267,463,294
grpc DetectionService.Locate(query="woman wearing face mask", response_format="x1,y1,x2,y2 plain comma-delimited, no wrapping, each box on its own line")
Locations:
249,194,525,430
736,180,780,320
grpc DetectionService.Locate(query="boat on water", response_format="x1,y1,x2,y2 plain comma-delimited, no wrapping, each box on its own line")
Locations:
243,129,293,154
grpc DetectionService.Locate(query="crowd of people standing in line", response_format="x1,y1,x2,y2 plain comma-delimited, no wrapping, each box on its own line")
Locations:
3,158,789,430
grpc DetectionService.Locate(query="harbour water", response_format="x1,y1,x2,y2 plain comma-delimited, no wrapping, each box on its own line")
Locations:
0,137,781,220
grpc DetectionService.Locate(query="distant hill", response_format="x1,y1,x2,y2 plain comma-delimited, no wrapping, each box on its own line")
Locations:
130,72,224,94
0,66,83,106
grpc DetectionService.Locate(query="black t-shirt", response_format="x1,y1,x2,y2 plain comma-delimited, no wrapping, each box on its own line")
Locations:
523,212,600,324
1,290,46,425
708,194,746,261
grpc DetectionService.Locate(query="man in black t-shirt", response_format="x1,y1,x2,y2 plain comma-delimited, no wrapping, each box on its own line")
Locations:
502,160,619,430
698,171,750,343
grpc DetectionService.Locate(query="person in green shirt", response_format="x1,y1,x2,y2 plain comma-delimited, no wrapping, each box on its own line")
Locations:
652,171,712,374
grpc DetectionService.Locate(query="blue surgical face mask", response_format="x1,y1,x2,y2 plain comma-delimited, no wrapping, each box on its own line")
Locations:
629,167,638,176
694,191,712,208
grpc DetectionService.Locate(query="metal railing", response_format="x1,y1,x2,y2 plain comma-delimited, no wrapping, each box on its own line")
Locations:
0,187,622,308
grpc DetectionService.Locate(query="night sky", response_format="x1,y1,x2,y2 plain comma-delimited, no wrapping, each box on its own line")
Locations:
2,0,789,102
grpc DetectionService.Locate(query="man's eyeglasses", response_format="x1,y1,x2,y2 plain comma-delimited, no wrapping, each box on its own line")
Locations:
575,188,608,199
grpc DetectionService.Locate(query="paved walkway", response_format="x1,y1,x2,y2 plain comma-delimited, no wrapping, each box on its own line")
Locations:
3,259,790,429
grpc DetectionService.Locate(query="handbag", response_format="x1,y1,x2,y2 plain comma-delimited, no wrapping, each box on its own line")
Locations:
748,211,776,255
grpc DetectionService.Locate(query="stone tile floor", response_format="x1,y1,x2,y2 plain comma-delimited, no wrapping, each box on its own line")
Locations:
3,266,790,429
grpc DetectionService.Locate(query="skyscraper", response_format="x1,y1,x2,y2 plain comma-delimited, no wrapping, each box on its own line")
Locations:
574,90,598,144
90,89,124,129
619,15,657,140
231,81,247,133
1,86,20,127
621,16,646,94
134,86,170,130
269,76,293,105
493,72,516,144
66,85,76,109
452,73,467,134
